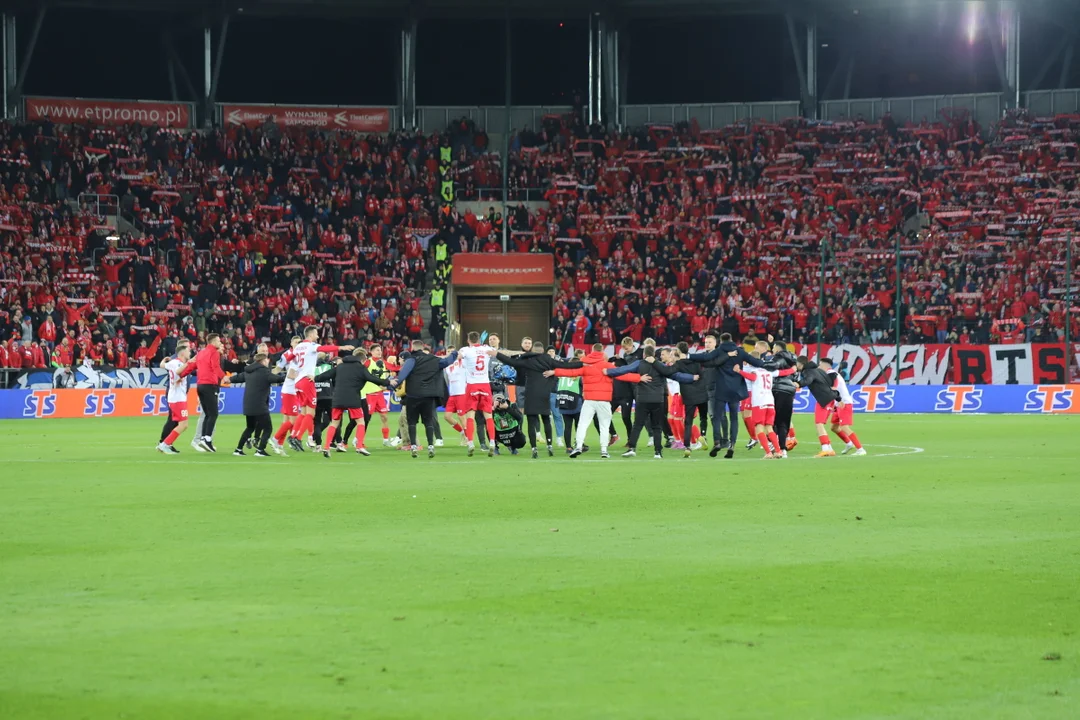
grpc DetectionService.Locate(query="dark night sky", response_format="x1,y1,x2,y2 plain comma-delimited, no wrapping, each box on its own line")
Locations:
13,5,1080,109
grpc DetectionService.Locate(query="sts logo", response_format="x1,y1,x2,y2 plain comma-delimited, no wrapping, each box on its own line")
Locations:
934,386,983,412
1023,386,1073,413
792,388,813,412
23,391,57,418
83,391,117,417
852,385,894,412
141,392,169,416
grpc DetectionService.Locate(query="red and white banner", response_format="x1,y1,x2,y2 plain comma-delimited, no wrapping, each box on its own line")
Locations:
221,104,390,132
25,97,192,129
451,253,554,286
792,343,1079,385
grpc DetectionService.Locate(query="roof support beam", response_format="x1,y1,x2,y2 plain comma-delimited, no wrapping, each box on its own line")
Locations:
163,32,199,103
11,5,45,111
205,13,230,127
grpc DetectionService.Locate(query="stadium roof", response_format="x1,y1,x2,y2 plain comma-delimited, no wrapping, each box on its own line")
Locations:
0,0,1031,20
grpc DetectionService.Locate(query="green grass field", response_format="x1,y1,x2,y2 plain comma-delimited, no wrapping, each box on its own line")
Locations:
1,413,1077,720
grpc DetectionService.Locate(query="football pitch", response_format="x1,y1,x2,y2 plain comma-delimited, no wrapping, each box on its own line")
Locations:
1,413,1077,720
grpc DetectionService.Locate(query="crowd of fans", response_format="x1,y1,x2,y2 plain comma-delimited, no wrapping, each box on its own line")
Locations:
0,103,1078,381
497,109,1079,351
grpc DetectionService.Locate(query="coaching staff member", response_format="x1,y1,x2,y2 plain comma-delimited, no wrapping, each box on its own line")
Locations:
194,333,229,452
230,352,285,457
393,340,458,458
688,332,763,458
764,336,799,454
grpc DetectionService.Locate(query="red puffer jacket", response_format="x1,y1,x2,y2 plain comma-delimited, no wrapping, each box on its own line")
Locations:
553,350,641,401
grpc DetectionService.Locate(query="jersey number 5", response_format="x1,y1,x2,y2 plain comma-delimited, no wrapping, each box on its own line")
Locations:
474,356,486,372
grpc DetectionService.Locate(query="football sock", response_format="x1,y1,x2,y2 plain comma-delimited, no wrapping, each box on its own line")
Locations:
744,416,755,437
275,420,292,444
381,426,390,440
757,432,770,454
451,422,463,433
835,428,851,443
164,430,179,446
323,426,336,450
788,427,797,439
768,431,780,454
818,434,830,449
848,432,863,450
485,417,495,441
465,418,475,442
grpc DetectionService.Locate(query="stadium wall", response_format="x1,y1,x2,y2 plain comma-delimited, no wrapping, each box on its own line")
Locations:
4,385,1079,419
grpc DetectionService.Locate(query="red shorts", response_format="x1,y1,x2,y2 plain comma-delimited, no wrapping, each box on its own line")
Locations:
814,401,835,425
294,377,316,410
445,394,468,414
668,394,685,419
280,393,299,417
831,403,854,426
465,383,493,413
740,397,753,412
331,407,365,422
365,392,389,413
169,401,188,422
751,406,776,427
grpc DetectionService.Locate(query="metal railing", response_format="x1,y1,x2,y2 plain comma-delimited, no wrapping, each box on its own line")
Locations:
819,93,1003,134
1023,89,1080,116
77,193,119,226
455,187,547,203
620,101,801,129
417,105,573,135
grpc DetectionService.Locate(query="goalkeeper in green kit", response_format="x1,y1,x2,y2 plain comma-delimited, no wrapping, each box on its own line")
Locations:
491,393,527,455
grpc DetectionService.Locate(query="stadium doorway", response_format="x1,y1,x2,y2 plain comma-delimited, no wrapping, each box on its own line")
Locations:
448,254,554,349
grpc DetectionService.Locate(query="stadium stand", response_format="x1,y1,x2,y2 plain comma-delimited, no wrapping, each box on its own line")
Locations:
1,106,1078,377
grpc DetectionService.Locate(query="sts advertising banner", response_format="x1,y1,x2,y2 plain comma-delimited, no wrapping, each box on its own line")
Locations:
1,385,1077,420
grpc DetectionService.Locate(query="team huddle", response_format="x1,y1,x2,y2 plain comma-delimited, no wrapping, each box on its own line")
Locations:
153,325,866,461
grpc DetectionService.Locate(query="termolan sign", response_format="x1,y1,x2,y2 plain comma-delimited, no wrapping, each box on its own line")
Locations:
451,253,555,286
25,96,192,128
222,104,390,132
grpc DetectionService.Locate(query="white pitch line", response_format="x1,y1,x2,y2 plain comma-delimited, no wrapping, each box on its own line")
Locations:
3,445,926,465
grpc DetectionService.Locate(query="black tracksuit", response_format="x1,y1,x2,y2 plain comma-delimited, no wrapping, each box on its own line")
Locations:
314,356,390,410
498,351,582,449
231,362,286,451
764,350,798,448
669,358,710,446
624,357,669,453
396,350,458,447
798,362,840,412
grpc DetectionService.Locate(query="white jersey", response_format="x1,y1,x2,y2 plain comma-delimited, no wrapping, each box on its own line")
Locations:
287,340,324,380
165,358,192,404
278,354,300,394
831,372,854,404
458,344,493,385
666,378,681,396
743,367,780,408
444,359,467,396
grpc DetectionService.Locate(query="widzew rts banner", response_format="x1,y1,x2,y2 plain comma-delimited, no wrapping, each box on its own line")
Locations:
25,96,193,128
221,103,390,132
